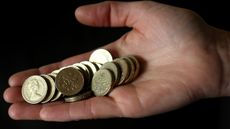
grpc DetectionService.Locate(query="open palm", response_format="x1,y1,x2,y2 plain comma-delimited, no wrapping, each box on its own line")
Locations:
4,1,224,121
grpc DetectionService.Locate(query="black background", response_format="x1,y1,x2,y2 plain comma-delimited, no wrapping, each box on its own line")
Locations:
1,0,230,129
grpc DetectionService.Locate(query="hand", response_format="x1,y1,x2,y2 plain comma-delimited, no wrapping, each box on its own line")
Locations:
4,1,229,121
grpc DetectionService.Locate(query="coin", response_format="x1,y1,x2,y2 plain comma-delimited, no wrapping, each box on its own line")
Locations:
40,74,56,103
56,67,84,96
89,49,113,64
127,56,140,80
72,65,87,83
72,63,91,85
81,63,94,83
50,90,62,102
48,73,57,78
51,69,61,74
114,58,131,85
122,57,136,84
72,63,88,73
91,69,115,96
21,75,48,104
95,62,102,68
64,91,93,102
100,62,121,85
81,61,99,74
47,74,62,102
59,66,72,71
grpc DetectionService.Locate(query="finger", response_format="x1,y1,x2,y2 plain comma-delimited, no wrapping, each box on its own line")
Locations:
39,97,123,121
9,69,40,87
8,62,61,87
75,1,153,27
4,87,23,103
9,102,42,120
8,102,63,120
38,62,61,74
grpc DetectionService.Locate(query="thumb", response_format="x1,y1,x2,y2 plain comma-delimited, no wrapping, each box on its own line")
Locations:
75,1,154,27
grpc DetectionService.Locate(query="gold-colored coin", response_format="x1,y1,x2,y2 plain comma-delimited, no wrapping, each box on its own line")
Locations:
89,49,113,64
114,58,131,85
41,74,56,103
127,56,140,80
123,57,136,84
56,67,84,96
72,65,86,81
21,75,48,104
81,63,94,84
64,91,93,103
91,69,115,96
51,66,72,75
100,62,121,85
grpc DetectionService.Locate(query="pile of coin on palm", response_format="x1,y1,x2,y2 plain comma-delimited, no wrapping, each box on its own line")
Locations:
21,49,140,104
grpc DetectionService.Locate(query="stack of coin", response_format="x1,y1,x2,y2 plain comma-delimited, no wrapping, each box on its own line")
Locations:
56,49,113,102
55,65,94,103
91,56,140,96
21,48,140,104
21,74,62,104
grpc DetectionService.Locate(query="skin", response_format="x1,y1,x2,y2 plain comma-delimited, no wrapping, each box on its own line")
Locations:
3,1,230,121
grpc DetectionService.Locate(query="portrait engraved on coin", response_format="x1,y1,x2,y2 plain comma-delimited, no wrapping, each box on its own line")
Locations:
22,75,47,104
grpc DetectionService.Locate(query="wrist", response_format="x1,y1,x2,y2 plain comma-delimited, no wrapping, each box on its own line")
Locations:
216,29,230,96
